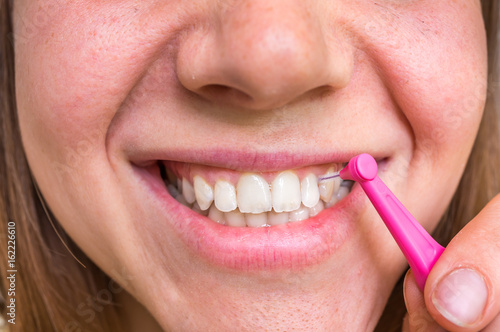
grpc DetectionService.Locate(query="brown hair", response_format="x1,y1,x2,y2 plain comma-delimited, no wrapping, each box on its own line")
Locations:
1,1,499,331
0,1,123,331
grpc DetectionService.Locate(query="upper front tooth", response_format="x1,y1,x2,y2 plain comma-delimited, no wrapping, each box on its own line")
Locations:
194,175,213,211
214,180,237,212
301,173,320,208
337,185,350,200
289,205,309,222
309,200,324,217
167,184,180,198
237,174,272,213
272,171,301,213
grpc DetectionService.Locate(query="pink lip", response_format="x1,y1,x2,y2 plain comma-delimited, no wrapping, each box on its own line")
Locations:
129,148,364,172
133,158,367,271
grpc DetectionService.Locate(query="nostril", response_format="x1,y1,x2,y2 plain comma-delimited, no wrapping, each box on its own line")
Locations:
198,84,253,104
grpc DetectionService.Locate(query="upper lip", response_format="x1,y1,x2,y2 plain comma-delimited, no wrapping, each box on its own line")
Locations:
130,148,382,172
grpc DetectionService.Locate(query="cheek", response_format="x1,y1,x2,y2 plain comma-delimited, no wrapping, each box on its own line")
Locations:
14,1,193,174
345,1,487,241
363,1,487,152
13,1,169,172
416,10,487,148
12,1,188,272
12,2,135,261
14,7,112,169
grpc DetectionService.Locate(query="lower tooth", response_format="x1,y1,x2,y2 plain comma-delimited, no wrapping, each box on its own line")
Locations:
185,176,352,227
192,202,208,216
336,186,350,201
225,210,246,227
268,211,289,226
325,195,339,209
175,194,190,207
208,205,225,224
309,200,324,217
319,167,335,202
289,205,309,222
325,181,353,208
245,213,268,228
167,184,180,198
167,183,187,208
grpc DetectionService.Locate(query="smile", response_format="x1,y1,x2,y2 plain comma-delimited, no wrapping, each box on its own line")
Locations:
131,151,379,271
159,161,354,227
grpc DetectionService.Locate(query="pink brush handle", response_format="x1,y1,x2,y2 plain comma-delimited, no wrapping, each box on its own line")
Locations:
340,154,445,291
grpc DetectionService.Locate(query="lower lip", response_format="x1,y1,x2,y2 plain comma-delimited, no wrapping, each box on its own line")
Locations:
136,165,366,271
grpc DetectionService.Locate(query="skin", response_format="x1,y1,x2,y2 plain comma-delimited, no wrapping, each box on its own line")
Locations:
12,0,499,330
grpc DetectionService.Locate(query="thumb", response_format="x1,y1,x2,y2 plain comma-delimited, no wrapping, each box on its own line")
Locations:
403,270,446,332
423,195,500,331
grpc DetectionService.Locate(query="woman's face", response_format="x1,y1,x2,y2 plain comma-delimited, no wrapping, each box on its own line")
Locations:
14,0,487,330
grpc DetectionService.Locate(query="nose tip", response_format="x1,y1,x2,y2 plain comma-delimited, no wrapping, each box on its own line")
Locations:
176,2,353,110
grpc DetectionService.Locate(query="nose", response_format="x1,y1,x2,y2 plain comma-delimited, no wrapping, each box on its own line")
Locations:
176,1,353,110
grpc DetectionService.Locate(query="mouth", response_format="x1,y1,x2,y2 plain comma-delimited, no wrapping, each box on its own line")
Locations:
132,152,381,271
159,160,354,227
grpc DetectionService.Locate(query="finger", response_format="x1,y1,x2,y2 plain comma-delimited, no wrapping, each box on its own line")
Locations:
424,194,500,331
402,313,410,332
483,314,500,332
403,270,446,332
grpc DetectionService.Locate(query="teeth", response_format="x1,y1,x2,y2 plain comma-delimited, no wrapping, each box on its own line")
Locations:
268,210,289,226
214,180,237,212
245,213,268,228
272,171,301,212
208,204,225,224
337,185,350,201
318,167,335,202
194,176,214,211
176,194,190,207
318,168,341,203
162,164,354,227
301,174,320,208
325,195,338,209
309,200,324,217
289,205,309,222
192,202,208,216
237,174,272,213
167,184,180,198
182,178,196,204
225,210,246,227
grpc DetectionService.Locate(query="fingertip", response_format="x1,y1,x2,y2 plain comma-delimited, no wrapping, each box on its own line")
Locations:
402,313,410,332
427,267,489,330
403,269,422,311
403,269,444,331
